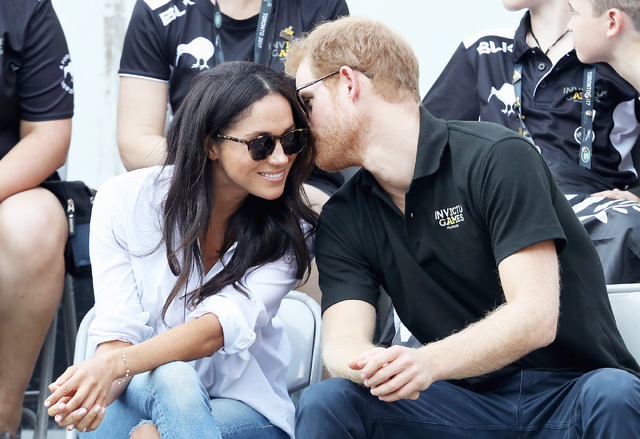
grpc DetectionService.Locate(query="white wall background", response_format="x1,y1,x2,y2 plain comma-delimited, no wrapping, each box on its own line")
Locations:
51,0,521,188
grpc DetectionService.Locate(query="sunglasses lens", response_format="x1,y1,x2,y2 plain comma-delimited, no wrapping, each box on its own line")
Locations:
248,136,275,161
282,130,307,155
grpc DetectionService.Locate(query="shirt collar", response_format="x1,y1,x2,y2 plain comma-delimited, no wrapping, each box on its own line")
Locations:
512,11,534,63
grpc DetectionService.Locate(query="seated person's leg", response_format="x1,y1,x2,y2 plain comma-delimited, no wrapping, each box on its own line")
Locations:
130,424,160,439
84,362,218,439
573,368,640,437
569,194,640,283
296,377,520,439
0,188,67,436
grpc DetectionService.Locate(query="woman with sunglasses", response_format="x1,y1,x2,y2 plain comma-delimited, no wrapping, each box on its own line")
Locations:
43,61,317,439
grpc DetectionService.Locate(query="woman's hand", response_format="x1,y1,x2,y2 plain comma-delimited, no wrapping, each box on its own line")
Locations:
45,349,124,432
46,387,106,433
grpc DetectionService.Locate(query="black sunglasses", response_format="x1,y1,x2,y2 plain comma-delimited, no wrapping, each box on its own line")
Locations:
296,67,373,116
216,128,309,161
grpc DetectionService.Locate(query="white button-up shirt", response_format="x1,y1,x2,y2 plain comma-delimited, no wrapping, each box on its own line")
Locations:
87,166,302,438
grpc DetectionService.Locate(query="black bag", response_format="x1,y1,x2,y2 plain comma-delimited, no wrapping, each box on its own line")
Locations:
41,180,96,277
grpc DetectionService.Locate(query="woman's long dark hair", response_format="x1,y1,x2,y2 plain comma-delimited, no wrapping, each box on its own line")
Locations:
160,61,318,318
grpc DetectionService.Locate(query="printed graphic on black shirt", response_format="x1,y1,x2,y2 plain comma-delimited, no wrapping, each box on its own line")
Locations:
59,53,74,94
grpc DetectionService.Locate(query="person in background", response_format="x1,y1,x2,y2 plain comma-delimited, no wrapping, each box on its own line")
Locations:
423,0,640,284
45,61,317,439
568,0,640,92
0,1,73,438
285,15,640,438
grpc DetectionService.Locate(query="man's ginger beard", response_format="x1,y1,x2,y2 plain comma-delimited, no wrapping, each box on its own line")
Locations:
313,93,366,173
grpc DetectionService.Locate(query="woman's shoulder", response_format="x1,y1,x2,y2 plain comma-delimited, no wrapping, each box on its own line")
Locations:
96,166,172,206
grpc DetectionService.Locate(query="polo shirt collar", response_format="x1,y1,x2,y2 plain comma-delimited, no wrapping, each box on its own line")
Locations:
412,106,449,179
360,106,448,190
512,12,533,63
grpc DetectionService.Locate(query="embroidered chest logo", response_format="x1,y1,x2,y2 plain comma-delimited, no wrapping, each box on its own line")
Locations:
488,83,516,116
434,204,465,229
272,26,294,59
562,87,608,103
176,37,214,69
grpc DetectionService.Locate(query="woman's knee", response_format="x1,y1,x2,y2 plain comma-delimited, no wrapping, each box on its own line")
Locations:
130,423,160,439
136,362,209,406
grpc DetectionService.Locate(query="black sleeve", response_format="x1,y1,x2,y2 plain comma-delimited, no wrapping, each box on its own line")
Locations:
18,0,73,121
474,137,567,264
119,0,171,81
315,196,381,314
422,42,480,121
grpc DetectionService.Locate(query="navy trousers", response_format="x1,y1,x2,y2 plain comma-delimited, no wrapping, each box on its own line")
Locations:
295,368,640,438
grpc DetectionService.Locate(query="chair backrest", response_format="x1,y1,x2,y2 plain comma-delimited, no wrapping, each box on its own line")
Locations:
607,283,640,363
278,291,323,393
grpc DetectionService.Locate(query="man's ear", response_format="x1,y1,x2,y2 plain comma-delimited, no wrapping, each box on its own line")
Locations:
339,66,361,103
606,8,624,37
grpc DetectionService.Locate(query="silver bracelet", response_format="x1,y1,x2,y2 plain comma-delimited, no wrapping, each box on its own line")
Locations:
117,347,131,384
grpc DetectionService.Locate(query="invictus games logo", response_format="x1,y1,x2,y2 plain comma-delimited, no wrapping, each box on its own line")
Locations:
434,204,465,229
272,26,294,59
59,54,74,95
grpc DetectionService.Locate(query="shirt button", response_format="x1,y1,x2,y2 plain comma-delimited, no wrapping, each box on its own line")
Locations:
539,81,546,88
410,212,414,218
537,62,546,71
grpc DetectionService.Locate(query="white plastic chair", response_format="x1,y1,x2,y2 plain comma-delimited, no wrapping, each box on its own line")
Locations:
607,283,640,363
65,290,322,439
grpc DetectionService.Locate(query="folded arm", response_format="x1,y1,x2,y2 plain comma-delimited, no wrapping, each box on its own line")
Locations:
0,118,71,202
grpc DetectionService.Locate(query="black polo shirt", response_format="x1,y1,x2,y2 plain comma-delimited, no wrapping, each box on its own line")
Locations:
316,107,639,386
423,12,640,194
120,0,349,112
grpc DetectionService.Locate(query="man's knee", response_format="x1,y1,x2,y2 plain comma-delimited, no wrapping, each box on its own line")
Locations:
580,368,640,411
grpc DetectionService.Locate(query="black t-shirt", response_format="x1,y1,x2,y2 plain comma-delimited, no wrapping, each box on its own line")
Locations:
0,0,74,160
120,0,349,112
423,12,640,194
317,107,640,387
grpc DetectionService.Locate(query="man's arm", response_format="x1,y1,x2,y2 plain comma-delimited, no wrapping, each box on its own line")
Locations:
0,118,71,202
321,299,379,384
352,240,560,402
117,76,169,170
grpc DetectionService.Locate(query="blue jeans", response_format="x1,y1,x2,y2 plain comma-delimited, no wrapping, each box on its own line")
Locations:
81,362,289,439
296,368,640,438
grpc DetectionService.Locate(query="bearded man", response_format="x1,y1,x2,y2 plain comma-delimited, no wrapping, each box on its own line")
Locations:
285,15,640,439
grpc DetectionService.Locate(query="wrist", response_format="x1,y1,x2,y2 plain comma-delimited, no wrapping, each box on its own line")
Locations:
108,347,131,383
